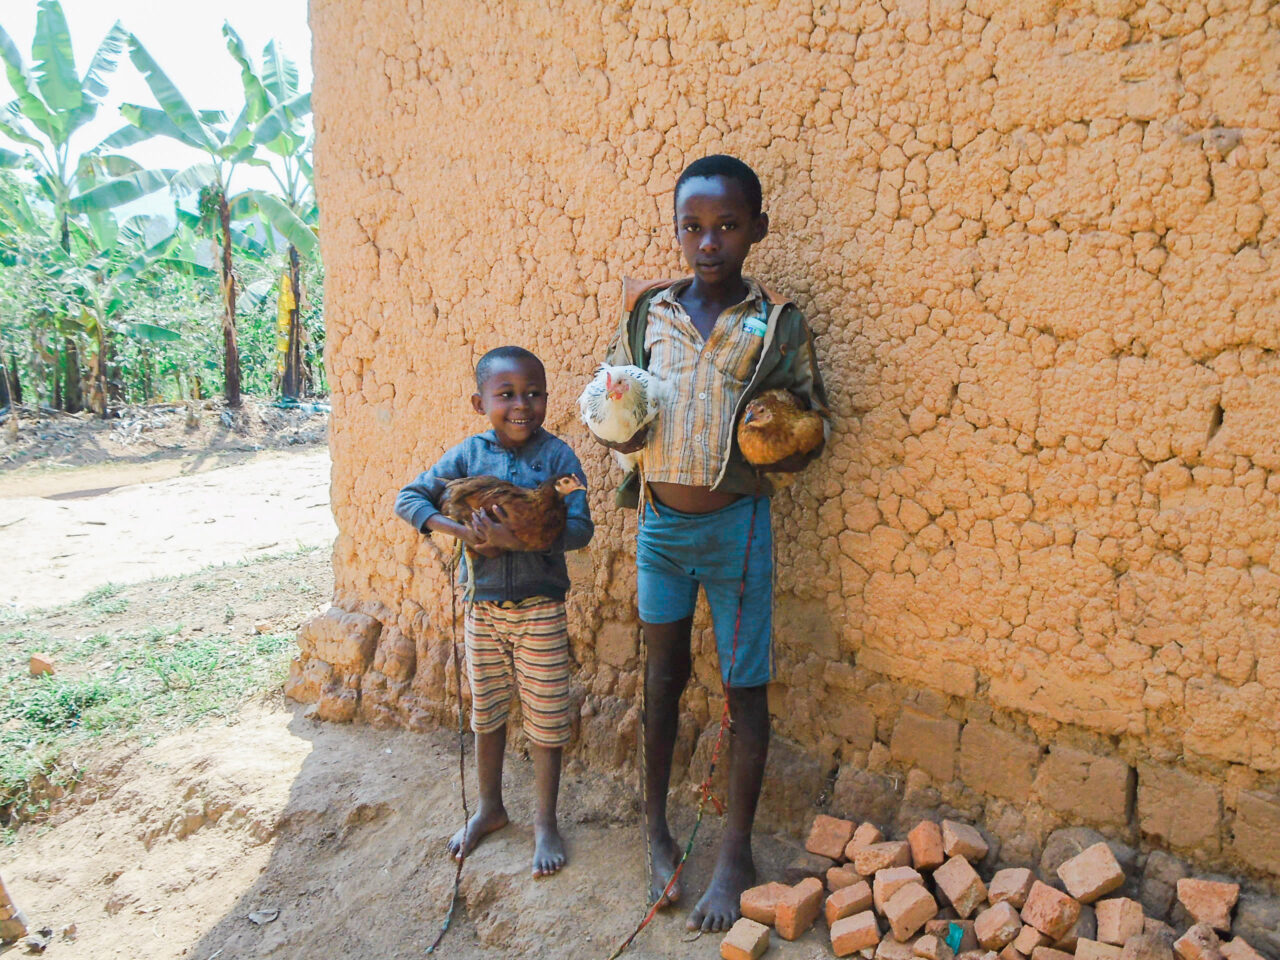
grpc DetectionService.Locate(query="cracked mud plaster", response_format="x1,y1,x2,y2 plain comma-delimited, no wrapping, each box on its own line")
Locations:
300,0,1280,874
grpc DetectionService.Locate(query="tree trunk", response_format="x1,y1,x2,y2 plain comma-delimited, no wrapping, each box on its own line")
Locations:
8,351,21,404
63,336,84,413
218,193,241,408
281,245,305,399
0,355,9,408
88,328,109,418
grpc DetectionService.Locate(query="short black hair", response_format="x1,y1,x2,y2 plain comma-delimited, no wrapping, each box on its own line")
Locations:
674,155,763,218
475,345,543,389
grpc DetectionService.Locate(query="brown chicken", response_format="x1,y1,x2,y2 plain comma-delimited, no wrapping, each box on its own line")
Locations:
737,389,825,467
439,474,586,551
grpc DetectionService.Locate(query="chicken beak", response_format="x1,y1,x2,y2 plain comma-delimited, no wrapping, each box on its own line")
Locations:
742,410,755,425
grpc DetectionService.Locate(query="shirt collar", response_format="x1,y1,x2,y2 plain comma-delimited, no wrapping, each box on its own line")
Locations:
654,276,766,313
478,427,548,453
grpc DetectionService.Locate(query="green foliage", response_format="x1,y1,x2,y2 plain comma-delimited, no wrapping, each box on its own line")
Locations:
0,6,324,409
17,675,115,730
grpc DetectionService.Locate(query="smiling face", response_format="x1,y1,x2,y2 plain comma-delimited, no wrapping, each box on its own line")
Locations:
674,174,769,288
471,355,547,449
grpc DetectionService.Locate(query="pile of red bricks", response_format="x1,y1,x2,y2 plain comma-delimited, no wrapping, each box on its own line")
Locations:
719,816,1270,960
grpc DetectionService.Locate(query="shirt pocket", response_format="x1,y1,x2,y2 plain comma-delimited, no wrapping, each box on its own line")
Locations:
718,325,764,384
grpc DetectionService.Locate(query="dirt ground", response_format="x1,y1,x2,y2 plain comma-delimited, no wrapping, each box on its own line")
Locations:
1,409,825,960
1,399,335,612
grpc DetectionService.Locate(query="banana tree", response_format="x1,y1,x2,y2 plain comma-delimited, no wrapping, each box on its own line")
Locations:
107,35,272,408
0,1,170,410
57,208,196,413
222,25,315,399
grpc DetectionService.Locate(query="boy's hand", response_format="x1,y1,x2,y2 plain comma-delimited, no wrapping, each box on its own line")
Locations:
764,451,811,474
593,425,648,454
470,506,525,555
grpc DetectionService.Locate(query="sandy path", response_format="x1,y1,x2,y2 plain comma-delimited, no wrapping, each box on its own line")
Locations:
4,451,335,610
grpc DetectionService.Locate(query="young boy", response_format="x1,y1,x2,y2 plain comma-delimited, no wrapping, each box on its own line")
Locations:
596,155,830,931
395,345,593,877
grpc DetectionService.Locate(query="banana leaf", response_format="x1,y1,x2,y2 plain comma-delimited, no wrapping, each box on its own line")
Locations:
0,24,55,140
125,37,214,154
32,0,82,118
67,168,171,215
123,320,181,343
261,40,299,103
251,190,316,257
252,92,310,150
222,24,270,123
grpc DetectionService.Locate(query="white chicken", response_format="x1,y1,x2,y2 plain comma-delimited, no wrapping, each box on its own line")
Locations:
578,364,670,473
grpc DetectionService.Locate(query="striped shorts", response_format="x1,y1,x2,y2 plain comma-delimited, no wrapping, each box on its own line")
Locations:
464,597,571,748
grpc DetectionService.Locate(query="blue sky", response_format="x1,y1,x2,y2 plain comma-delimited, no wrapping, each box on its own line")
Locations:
3,0,313,200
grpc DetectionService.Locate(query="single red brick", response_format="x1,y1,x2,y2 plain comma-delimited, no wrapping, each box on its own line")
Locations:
975,902,1023,950
1057,842,1125,903
942,820,990,861
854,841,913,876
1021,881,1082,940
1012,925,1051,954
808,814,857,861
846,821,885,853
874,866,924,913
1173,924,1223,960
826,881,873,926
29,653,54,677
885,882,939,942
740,881,790,926
775,877,824,941
832,910,881,957
989,868,1035,909
998,946,1024,960
916,933,956,960
934,855,989,918
1220,938,1266,960
1176,879,1239,932
1031,949,1076,960
828,864,863,892
721,917,770,960
909,820,946,870
1077,940,1124,960
1095,898,1144,946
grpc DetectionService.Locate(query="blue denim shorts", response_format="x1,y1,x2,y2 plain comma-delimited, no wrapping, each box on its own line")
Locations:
636,495,773,688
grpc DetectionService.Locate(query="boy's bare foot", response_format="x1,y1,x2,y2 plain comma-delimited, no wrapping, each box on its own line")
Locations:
532,819,566,877
648,830,682,907
687,839,755,932
447,803,509,860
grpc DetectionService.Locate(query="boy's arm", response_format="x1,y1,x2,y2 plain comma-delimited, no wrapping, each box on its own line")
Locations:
772,309,832,471
394,443,469,534
592,280,652,454
548,446,594,553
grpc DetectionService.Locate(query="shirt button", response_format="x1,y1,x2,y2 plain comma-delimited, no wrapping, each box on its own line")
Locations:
698,391,706,400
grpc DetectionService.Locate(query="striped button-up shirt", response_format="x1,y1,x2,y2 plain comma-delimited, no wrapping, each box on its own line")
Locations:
642,278,770,487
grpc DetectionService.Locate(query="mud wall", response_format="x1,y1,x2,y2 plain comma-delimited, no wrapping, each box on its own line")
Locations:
298,0,1280,886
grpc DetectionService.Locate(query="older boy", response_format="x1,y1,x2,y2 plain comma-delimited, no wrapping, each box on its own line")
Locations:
597,156,830,931
396,346,593,877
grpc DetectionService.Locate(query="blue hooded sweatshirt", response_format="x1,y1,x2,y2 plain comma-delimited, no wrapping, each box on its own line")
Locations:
395,428,593,602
